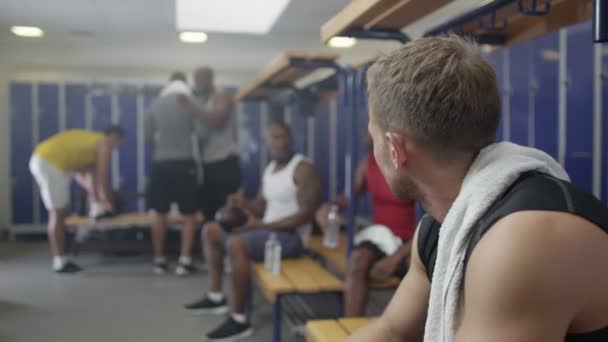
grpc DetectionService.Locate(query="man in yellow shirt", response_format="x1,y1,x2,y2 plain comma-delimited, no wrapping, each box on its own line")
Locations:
29,125,124,273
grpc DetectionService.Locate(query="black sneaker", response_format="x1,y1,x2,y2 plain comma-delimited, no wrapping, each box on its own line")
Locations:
206,316,253,341
55,261,82,274
175,262,198,276
184,296,228,315
153,261,169,275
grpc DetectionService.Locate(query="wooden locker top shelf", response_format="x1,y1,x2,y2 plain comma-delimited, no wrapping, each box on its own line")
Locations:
234,52,340,102
321,0,451,44
455,0,592,46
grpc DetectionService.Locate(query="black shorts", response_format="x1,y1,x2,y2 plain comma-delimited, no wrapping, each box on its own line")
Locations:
199,155,242,220
355,241,409,278
148,160,198,215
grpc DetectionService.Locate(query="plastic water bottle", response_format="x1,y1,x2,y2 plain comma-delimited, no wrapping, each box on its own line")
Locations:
264,233,282,274
323,205,340,248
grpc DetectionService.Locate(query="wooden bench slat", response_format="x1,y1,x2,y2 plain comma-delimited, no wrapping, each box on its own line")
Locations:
252,264,294,303
338,318,371,334
306,320,349,342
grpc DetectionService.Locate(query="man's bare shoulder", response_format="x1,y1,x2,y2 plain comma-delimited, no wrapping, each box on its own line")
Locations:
464,211,608,331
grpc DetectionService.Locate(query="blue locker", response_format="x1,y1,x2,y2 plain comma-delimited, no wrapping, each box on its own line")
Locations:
91,88,112,131
289,105,307,155
565,21,594,193
37,83,60,223
314,102,331,201
531,31,559,159
485,51,505,141
65,84,86,129
509,41,532,146
143,90,159,208
336,103,347,195
10,82,34,224
241,102,262,198
355,90,371,217
118,91,138,211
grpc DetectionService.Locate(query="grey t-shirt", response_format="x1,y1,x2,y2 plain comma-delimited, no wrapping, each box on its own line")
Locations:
194,91,239,163
144,94,196,161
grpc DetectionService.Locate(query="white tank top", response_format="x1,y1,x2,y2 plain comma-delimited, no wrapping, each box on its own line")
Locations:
262,154,311,246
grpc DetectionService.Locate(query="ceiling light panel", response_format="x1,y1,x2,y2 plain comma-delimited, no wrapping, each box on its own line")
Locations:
176,0,291,34
11,26,44,38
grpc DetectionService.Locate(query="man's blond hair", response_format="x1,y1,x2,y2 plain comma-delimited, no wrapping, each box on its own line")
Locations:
367,35,500,157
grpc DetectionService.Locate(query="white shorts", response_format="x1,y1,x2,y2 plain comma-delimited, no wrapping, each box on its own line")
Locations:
29,155,70,210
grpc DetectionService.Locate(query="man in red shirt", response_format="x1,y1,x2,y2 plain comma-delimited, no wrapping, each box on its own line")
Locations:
316,133,416,317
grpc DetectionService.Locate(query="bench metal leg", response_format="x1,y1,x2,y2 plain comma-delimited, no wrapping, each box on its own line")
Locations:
273,295,282,342
336,291,344,318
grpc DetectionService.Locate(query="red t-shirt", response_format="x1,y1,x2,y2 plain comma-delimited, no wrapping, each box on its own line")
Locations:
366,154,416,241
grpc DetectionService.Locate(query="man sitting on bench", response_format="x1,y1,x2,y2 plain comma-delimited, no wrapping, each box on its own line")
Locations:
316,131,416,317
185,119,322,341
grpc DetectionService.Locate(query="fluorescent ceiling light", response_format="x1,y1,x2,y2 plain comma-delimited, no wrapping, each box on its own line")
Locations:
180,31,208,43
11,26,44,38
328,36,357,48
176,0,291,34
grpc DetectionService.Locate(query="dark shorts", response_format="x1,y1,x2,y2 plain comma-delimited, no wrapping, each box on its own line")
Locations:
199,155,242,220
147,160,198,215
354,241,409,278
220,230,303,262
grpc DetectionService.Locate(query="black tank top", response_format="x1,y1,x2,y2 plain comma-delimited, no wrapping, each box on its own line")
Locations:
417,171,608,341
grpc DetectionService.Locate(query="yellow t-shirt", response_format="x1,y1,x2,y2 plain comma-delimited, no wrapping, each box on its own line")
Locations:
34,130,104,172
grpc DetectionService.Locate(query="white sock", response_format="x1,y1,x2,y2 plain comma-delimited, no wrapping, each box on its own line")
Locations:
208,291,224,302
179,255,192,265
53,256,67,270
231,313,247,324
154,256,166,264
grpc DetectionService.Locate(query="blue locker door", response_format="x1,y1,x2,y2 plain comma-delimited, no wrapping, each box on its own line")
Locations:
37,83,60,223
10,82,34,224
531,31,559,159
565,22,594,193
509,42,532,146
336,104,347,195
66,84,86,129
314,102,331,202
356,88,371,217
289,107,307,155
91,89,112,131
485,51,505,141
241,102,262,198
118,91,138,211
143,90,159,208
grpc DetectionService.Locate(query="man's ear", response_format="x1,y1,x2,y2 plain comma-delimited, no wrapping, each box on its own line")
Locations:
385,132,408,169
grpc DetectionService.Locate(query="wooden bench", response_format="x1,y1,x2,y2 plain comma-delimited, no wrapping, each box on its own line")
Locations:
306,318,371,342
252,257,344,342
234,51,340,102
322,0,592,47
321,0,451,44
308,234,400,289
65,212,204,254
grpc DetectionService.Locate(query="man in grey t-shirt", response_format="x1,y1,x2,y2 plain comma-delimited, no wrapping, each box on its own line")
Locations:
177,67,242,222
145,72,199,276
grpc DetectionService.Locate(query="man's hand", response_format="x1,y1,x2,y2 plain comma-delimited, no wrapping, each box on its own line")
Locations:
101,199,114,212
227,189,246,207
370,255,400,282
233,210,262,233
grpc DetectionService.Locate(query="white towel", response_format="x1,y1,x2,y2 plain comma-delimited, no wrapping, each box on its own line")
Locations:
423,142,569,342
159,80,192,97
354,224,402,255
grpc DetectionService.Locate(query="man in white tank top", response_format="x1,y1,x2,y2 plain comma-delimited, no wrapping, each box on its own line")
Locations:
185,120,322,341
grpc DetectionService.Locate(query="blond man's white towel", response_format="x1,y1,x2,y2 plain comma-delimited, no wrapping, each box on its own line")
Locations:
423,142,569,342
159,80,192,97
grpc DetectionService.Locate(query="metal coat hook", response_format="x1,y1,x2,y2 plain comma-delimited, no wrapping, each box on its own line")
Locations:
518,0,551,16
477,11,507,32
